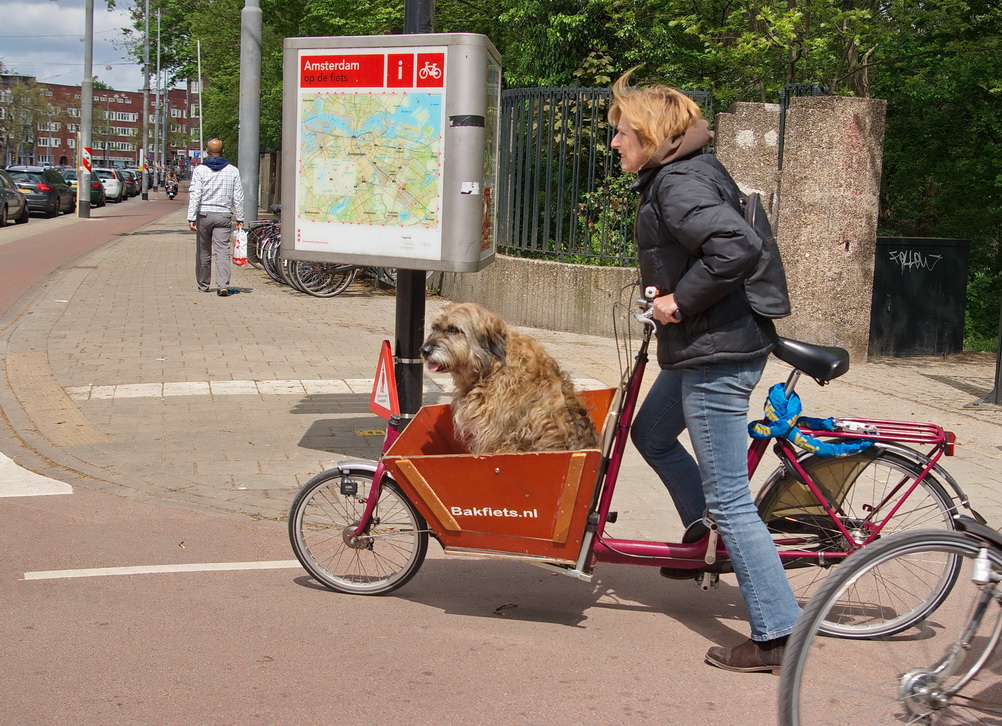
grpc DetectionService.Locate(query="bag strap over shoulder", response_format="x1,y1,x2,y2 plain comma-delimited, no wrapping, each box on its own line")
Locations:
742,191,761,226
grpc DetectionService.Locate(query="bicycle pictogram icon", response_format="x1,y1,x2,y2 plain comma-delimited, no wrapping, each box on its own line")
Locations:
418,61,442,80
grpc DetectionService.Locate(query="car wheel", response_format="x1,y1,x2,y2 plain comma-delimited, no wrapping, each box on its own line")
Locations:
97,196,106,208
15,204,29,224
0,205,7,227
46,198,60,217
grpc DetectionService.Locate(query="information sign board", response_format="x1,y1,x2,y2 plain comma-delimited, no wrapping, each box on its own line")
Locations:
282,33,501,272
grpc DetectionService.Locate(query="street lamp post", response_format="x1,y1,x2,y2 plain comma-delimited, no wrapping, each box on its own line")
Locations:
78,0,93,218
141,0,150,199
238,0,262,221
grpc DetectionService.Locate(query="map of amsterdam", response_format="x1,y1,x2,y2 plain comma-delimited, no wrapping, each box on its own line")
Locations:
298,92,443,228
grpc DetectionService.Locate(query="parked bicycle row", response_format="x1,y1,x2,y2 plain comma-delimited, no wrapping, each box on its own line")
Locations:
245,215,405,298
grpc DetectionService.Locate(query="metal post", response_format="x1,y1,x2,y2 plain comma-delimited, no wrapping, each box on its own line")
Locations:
154,10,161,187
141,0,150,199
161,85,169,167
104,98,109,166
994,298,1002,406
394,0,436,426
238,0,262,221
966,294,1002,409
197,40,204,154
77,0,93,218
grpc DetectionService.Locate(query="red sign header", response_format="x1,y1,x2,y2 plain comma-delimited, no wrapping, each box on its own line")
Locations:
300,54,383,88
300,52,445,89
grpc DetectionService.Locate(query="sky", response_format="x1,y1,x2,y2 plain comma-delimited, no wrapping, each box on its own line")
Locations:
0,0,163,93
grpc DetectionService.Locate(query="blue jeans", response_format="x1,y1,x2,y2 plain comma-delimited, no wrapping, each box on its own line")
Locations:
631,357,801,641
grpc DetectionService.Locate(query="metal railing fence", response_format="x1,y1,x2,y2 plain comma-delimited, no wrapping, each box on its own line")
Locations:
496,86,713,266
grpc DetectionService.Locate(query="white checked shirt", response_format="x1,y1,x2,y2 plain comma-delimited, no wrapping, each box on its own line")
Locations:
187,161,245,222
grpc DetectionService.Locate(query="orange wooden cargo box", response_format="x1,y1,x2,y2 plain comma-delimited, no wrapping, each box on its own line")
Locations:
382,388,617,564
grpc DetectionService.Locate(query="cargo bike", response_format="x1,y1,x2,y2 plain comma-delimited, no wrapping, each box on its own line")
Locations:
289,289,982,635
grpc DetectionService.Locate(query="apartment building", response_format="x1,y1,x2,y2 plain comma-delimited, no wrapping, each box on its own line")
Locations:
0,75,198,169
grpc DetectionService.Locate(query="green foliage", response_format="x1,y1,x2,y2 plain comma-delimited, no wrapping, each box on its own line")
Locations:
573,170,636,265
872,0,1002,350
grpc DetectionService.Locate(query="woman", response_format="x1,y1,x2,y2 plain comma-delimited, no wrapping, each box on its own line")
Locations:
609,68,800,673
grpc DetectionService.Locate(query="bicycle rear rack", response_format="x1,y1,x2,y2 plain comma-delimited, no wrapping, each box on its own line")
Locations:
803,418,950,448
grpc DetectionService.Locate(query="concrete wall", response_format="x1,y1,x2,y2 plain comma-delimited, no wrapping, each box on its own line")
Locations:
715,102,782,219
772,96,887,359
441,256,637,338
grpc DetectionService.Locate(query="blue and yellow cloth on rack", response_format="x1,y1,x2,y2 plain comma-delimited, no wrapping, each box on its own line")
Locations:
749,383,874,457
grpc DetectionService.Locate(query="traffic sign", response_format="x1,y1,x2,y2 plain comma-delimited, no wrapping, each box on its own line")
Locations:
82,147,92,173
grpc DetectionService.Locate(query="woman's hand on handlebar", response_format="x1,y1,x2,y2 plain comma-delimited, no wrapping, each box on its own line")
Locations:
652,294,682,325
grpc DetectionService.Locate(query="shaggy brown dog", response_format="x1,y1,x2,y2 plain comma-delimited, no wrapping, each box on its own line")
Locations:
420,303,599,454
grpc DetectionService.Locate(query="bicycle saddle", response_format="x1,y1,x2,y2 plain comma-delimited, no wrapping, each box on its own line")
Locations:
773,338,850,384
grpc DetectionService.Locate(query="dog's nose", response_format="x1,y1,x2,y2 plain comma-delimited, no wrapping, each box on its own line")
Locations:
419,343,433,358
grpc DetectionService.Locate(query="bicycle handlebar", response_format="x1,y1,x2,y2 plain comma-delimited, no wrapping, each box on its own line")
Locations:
634,300,656,328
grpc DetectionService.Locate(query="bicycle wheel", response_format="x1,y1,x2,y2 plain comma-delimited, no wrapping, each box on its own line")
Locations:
779,529,1002,726
288,469,429,595
292,261,356,297
260,236,285,284
758,449,958,636
245,224,266,268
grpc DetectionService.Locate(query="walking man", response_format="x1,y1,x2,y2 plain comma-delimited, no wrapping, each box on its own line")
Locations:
187,138,245,295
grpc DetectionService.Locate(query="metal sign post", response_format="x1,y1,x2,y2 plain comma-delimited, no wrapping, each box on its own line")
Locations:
396,0,434,427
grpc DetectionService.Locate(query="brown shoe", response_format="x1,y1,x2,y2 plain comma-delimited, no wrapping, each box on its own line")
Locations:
705,637,786,674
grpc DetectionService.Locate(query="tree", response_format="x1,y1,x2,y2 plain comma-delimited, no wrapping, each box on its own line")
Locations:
0,76,61,166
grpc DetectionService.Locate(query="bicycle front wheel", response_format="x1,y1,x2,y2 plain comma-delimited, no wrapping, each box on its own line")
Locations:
288,469,429,595
779,529,1002,726
759,449,959,637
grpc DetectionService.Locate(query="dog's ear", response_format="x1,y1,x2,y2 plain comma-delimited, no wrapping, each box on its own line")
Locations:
480,315,508,366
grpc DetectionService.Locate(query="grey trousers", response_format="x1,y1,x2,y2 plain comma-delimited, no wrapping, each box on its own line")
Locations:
195,212,233,290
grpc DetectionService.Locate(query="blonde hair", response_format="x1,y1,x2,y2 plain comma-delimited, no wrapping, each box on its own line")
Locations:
609,67,704,157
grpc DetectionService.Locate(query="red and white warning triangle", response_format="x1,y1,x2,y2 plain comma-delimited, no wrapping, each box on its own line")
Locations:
369,340,400,420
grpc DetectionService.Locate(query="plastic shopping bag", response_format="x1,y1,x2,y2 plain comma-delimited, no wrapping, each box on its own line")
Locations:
232,229,248,267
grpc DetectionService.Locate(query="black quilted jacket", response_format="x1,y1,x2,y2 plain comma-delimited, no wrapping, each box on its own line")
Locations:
633,153,788,368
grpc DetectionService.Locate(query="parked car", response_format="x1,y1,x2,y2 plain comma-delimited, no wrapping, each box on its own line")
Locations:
125,168,144,194
93,167,125,203
0,169,30,227
5,165,75,217
61,168,106,208
120,169,139,197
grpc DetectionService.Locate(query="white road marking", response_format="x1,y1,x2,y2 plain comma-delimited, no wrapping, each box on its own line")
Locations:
0,452,73,497
23,560,302,580
64,377,608,401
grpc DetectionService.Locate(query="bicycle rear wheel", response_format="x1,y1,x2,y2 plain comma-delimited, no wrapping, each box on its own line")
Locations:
758,449,958,637
288,469,428,595
778,529,1002,726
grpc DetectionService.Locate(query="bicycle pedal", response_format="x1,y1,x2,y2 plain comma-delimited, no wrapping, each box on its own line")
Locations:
696,572,719,591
